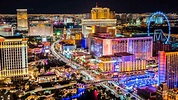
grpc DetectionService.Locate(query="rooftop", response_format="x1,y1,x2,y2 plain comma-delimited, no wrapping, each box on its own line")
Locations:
138,86,156,93
100,52,133,58
63,44,75,46
114,52,133,57
72,52,91,56
0,35,23,39
92,35,152,40
100,55,116,58
38,74,56,77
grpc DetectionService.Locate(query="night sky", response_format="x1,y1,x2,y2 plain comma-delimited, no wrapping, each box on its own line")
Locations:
0,0,178,14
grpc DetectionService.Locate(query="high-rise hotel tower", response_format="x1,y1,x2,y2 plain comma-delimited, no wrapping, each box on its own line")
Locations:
0,36,28,80
158,51,178,89
17,9,28,31
82,5,116,38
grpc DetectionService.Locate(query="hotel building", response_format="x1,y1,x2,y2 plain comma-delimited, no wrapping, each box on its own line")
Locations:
89,34,152,74
82,6,116,37
28,20,53,36
158,51,178,89
163,88,178,100
90,36,153,60
98,52,147,73
91,6,115,19
17,9,28,31
0,36,28,80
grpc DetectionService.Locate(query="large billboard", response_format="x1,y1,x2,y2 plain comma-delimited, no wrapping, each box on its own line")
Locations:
90,38,103,57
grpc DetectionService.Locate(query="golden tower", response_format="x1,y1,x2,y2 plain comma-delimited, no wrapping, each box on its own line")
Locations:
17,9,28,30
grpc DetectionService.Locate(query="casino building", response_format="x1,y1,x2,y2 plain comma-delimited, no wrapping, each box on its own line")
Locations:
89,33,153,74
98,52,147,74
90,35,153,60
82,5,116,38
28,20,53,36
0,36,28,80
158,51,178,89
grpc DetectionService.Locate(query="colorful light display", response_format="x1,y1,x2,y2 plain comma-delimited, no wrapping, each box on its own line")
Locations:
158,51,166,85
90,37,153,59
114,61,119,72
158,51,178,89
147,11,171,44
81,38,88,49
90,38,103,57
120,74,158,89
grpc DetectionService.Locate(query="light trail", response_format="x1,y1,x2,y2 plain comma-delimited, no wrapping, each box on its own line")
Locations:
51,40,143,100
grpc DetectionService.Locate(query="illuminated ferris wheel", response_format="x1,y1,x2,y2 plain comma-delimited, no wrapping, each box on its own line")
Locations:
147,11,171,44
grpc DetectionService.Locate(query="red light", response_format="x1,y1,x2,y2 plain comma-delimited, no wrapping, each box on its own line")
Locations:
94,90,98,100
113,72,118,75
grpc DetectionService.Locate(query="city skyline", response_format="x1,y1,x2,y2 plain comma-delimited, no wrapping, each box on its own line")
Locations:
1,1,178,99
0,0,178,14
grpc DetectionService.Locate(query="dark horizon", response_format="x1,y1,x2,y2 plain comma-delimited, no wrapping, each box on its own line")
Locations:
0,0,178,14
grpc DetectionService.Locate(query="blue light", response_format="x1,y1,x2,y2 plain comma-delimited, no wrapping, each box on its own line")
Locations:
62,88,85,100
81,38,87,49
114,62,119,72
128,40,133,53
78,88,85,93
45,46,49,49
147,11,171,44
120,74,158,89
14,32,21,36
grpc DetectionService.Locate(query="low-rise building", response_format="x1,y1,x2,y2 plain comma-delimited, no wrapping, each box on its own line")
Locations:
37,73,56,83
97,52,147,74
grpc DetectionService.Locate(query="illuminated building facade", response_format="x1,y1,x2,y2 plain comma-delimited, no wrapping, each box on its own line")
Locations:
63,44,76,52
37,74,56,83
0,25,12,36
163,89,178,100
29,20,53,36
82,19,116,37
17,9,28,30
158,51,178,89
118,59,146,73
0,36,28,80
98,52,147,73
90,36,153,60
91,6,115,19
69,28,82,40
82,6,116,37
